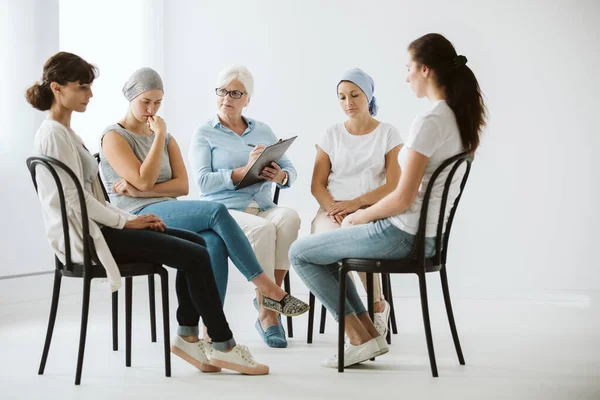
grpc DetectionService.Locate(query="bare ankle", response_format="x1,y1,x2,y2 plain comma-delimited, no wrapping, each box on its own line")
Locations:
180,335,200,343
374,300,385,313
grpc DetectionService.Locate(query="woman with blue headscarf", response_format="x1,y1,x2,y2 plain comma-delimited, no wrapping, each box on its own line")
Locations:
310,68,402,337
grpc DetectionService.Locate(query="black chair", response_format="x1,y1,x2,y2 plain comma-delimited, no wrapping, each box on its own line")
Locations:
306,275,399,344
27,156,171,385
337,152,473,375
273,186,294,338
92,153,160,348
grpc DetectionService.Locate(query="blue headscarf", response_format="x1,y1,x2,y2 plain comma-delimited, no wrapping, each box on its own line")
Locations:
338,68,378,116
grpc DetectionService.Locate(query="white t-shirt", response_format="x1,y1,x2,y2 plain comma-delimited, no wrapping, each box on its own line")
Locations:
388,100,466,237
318,122,402,201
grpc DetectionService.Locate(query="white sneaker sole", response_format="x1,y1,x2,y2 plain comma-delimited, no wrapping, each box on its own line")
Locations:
322,347,382,368
373,345,390,358
171,345,221,373
210,359,270,375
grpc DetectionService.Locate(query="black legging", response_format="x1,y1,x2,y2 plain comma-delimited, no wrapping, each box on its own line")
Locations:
102,226,234,345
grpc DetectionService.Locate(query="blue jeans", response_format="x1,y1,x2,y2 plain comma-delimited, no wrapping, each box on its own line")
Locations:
135,200,265,306
289,218,435,322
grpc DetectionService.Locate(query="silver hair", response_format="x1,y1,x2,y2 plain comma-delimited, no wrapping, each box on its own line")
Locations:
215,65,254,99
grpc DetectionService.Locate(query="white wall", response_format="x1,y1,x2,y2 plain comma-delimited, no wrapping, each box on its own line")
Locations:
163,0,600,297
0,0,164,278
1,0,597,299
0,0,59,277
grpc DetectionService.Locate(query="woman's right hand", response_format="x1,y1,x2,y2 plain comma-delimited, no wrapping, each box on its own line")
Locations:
147,115,167,137
246,145,265,169
124,213,166,232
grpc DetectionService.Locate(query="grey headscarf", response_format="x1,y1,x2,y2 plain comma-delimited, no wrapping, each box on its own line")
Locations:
122,67,164,101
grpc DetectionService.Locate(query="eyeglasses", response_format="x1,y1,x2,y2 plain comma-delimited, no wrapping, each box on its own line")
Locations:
215,88,247,99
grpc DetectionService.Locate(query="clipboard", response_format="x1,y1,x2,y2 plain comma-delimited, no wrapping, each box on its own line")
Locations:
235,136,298,190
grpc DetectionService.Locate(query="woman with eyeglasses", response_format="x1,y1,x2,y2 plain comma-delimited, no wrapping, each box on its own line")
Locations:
99,68,309,360
188,65,300,349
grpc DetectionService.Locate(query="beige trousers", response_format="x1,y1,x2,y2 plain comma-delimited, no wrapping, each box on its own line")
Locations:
310,208,384,302
229,206,301,280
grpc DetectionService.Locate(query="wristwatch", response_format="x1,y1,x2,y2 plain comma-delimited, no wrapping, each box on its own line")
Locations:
280,171,289,186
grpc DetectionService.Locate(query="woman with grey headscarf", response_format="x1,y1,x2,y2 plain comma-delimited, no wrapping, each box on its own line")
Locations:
99,67,309,373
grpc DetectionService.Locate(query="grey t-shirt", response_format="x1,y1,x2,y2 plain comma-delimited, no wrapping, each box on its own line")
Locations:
99,123,176,213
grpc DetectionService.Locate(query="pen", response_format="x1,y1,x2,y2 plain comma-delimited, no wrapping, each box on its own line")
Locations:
247,138,283,147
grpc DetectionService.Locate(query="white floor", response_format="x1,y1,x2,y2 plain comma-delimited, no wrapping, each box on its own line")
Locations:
0,273,598,400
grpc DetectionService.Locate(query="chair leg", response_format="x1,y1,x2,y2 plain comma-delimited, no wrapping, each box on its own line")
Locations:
367,272,375,361
148,275,157,343
158,269,171,377
307,292,315,344
387,275,398,335
38,269,62,375
319,305,327,334
381,273,391,344
338,264,349,373
417,272,438,377
74,276,92,385
112,291,118,351
440,266,465,365
125,277,132,367
283,273,293,338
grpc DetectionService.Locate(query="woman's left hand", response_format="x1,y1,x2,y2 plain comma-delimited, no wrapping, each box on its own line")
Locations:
260,162,287,184
113,178,141,198
345,209,371,226
327,199,362,217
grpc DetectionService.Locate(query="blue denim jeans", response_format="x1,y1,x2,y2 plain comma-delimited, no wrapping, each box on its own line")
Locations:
135,200,265,335
289,218,435,322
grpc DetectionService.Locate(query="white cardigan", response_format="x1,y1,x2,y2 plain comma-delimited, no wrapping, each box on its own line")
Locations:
33,119,135,292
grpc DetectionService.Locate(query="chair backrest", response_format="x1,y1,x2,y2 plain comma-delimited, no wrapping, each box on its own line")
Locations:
26,156,95,272
411,152,473,266
93,153,110,201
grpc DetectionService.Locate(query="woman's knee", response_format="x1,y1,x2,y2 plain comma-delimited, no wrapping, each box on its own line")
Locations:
273,207,301,230
165,228,207,247
205,201,228,215
289,237,309,266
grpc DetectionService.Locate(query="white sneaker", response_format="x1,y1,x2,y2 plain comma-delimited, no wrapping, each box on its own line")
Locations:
374,335,389,357
210,344,269,375
321,338,380,368
374,301,391,337
171,335,221,373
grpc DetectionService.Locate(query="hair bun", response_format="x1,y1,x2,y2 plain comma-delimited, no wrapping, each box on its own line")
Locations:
453,55,468,68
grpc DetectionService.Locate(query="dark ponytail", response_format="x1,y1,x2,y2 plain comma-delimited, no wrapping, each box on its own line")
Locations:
25,52,98,111
25,82,54,111
408,33,486,153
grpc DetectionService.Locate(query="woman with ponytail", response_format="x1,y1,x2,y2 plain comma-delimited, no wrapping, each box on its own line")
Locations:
310,68,402,336
290,33,486,368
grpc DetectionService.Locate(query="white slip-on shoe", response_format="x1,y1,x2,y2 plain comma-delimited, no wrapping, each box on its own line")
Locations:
171,335,221,373
321,338,380,368
373,335,390,357
374,301,391,337
210,344,269,375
